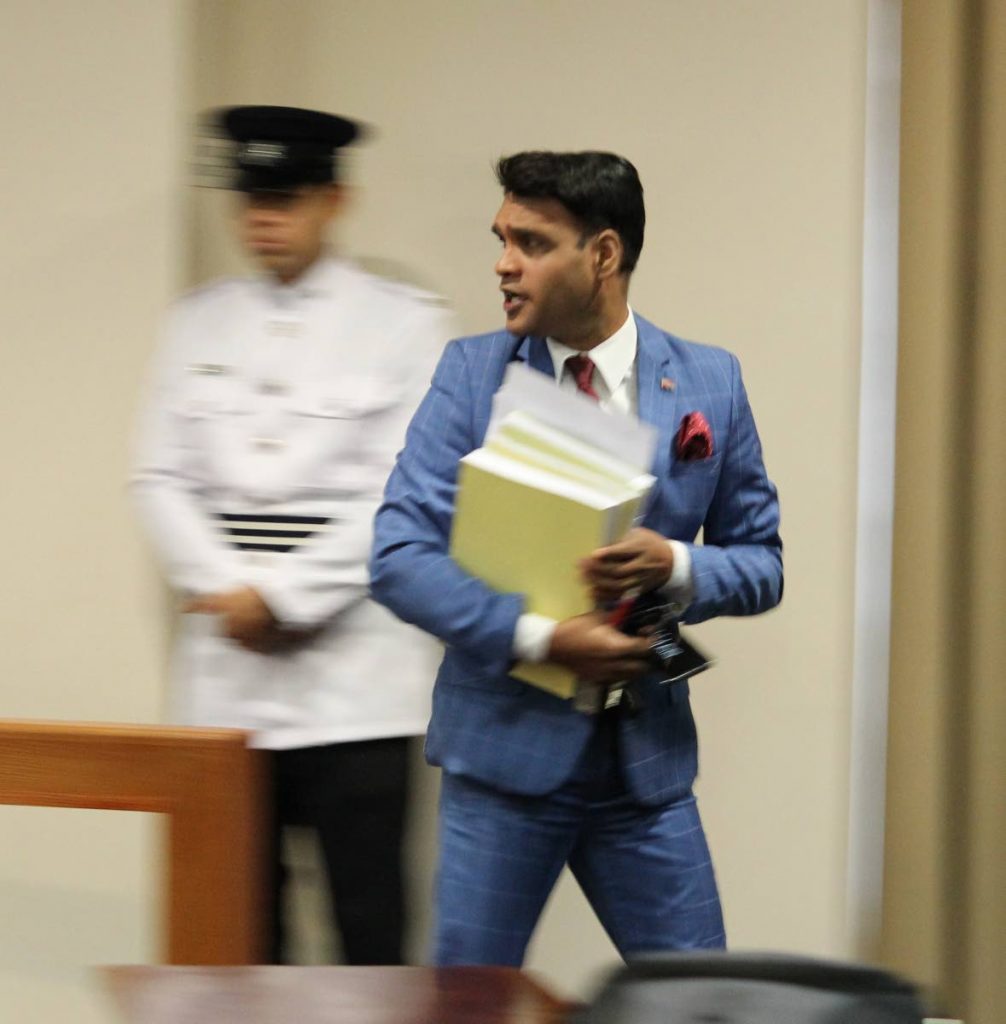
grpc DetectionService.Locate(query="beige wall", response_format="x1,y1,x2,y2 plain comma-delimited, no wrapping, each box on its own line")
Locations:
0,1,188,1020
0,0,887,1013
188,0,879,998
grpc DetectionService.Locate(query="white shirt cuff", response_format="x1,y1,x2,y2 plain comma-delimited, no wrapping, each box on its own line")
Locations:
513,543,690,661
660,540,694,615
513,612,557,663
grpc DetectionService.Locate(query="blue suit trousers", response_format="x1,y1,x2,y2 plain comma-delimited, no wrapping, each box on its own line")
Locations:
433,708,726,966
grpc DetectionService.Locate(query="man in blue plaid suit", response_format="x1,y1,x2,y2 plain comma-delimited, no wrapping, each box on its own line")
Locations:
370,151,782,965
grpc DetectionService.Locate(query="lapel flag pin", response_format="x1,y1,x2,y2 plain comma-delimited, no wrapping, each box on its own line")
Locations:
660,377,676,391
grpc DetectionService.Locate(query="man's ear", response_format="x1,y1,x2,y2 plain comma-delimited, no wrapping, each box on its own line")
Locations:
593,228,624,279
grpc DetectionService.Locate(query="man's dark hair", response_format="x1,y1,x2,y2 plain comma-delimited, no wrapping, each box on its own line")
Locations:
495,151,645,273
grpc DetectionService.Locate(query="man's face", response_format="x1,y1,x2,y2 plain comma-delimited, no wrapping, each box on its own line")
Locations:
492,193,599,344
237,184,341,282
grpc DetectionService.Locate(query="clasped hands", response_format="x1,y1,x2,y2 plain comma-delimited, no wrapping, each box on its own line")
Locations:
548,527,673,684
183,586,289,653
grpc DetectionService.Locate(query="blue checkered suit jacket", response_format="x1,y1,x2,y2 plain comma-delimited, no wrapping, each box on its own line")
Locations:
370,313,782,807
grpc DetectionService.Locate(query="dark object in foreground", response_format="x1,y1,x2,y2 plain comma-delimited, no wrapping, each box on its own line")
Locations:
620,592,713,684
576,952,928,1024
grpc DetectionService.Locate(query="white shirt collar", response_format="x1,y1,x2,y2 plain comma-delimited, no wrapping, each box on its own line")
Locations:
546,307,637,392
258,251,344,305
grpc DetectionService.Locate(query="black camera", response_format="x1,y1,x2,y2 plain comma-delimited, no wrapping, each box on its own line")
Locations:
619,592,713,685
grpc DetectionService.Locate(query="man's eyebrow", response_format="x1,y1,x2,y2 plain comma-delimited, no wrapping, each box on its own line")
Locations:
490,225,550,245
512,228,547,243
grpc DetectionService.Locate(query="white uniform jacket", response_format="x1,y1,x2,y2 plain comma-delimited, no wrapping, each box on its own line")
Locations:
132,256,452,749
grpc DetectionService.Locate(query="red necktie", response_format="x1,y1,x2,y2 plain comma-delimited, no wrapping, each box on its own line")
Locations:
566,354,600,401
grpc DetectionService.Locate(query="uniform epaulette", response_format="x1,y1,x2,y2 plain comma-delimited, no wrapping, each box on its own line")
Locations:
384,280,451,309
359,262,452,310
408,288,452,309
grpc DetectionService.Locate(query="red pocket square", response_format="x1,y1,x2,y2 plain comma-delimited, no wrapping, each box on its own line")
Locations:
675,411,714,461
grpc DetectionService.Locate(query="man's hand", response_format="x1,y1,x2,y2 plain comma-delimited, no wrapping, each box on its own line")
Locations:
183,587,277,649
547,610,654,684
579,527,674,603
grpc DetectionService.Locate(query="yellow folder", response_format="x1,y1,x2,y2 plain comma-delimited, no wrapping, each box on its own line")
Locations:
449,442,651,699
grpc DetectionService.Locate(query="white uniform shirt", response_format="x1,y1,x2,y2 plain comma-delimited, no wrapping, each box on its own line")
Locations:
132,256,453,749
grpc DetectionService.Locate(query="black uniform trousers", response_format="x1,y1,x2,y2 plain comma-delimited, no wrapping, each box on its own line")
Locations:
265,735,411,965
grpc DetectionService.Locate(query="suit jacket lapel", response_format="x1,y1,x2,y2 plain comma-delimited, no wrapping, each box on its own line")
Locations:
517,321,677,477
513,334,556,378
471,334,554,445
635,314,678,485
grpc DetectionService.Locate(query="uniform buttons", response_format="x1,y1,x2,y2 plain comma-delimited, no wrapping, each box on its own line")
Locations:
251,436,286,452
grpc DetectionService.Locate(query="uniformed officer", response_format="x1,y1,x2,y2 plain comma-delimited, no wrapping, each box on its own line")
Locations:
132,105,451,964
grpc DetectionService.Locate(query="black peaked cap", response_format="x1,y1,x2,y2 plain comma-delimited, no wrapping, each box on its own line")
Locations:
215,105,363,192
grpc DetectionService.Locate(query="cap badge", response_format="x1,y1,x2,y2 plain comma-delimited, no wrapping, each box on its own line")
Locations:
241,140,287,166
